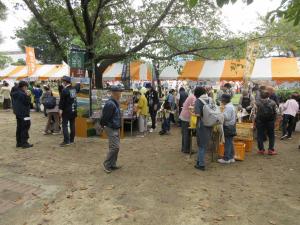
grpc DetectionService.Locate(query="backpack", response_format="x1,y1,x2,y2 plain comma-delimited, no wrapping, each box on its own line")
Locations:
257,100,276,121
199,98,224,127
43,95,57,109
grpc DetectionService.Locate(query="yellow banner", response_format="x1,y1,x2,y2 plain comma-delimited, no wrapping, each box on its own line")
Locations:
25,46,37,76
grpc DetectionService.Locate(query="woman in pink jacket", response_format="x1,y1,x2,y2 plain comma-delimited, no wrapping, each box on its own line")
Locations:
281,93,299,140
179,94,196,153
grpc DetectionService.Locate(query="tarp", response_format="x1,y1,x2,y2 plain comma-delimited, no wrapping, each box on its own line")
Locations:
103,61,152,81
159,58,300,81
0,64,69,81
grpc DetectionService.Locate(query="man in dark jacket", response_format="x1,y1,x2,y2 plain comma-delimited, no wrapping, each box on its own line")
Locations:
11,81,33,149
145,84,159,132
256,90,278,155
100,86,123,173
59,76,77,147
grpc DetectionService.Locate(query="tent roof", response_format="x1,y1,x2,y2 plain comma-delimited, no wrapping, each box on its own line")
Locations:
0,64,69,81
159,58,300,81
103,61,152,81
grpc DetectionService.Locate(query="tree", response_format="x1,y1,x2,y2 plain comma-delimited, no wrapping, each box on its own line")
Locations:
0,0,7,43
12,58,26,66
256,17,300,57
268,0,300,25
19,0,245,88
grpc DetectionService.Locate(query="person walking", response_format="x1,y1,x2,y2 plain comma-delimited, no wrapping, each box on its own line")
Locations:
59,76,77,147
137,90,148,137
218,94,237,164
167,89,176,124
32,84,43,112
177,87,188,127
145,85,159,133
11,81,33,149
194,86,213,171
100,86,123,173
43,86,60,135
179,94,196,153
0,81,11,110
280,93,299,140
256,90,278,155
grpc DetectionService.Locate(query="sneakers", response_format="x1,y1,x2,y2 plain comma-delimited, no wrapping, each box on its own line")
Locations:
287,136,292,140
268,150,277,155
22,143,33,149
194,165,205,171
229,158,235,163
60,142,70,147
103,165,112,173
149,128,154,133
257,150,265,155
280,134,288,140
217,159,231,164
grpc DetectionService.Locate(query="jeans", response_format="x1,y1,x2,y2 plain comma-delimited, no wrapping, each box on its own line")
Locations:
149,108,157,129
224,136,235,161
196,121,212,167
256,120,275,150
16,117,31,146
104,127,120,169
282,114,295,137
62,116,75,144
181,121,191,153
162,117,170,132
169,113,176,124
35,99,41,112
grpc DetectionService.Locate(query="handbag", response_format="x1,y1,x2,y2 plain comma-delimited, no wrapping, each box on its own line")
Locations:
223,125,237,137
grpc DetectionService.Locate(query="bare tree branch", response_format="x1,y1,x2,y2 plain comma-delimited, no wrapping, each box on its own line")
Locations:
65,0,87,45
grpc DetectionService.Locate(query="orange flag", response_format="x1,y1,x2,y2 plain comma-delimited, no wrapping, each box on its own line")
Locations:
25,46,37,76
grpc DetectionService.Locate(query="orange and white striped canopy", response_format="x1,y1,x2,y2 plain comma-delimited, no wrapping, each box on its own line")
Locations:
160,58,300,81
103,61,152,81
0,64,69,81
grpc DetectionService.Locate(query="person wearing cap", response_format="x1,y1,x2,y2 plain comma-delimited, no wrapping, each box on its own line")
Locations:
11,81,33,149
218,94,237,164
59,76,77,147
100,86,123,173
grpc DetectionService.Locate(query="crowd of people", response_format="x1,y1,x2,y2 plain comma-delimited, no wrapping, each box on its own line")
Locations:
1,79,300,173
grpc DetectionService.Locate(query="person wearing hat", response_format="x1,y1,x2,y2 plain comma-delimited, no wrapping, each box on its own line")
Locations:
218,94,237,164
11,81,33,148
100,86,123,173
59,76,77,147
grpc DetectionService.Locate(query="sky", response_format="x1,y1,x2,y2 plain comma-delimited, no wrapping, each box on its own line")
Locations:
0,0,282,52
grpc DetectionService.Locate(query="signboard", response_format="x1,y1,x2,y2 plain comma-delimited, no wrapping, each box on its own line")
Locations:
25,47,37,76
68,51,85,69
70,68,86,78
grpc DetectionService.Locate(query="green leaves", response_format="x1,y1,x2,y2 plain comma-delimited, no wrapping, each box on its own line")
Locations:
188,0,253,8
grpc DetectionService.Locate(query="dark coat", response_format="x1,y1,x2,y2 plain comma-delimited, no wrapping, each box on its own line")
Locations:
11,88,31,118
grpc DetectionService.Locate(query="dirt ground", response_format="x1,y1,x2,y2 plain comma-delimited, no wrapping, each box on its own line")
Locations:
0,111,300,225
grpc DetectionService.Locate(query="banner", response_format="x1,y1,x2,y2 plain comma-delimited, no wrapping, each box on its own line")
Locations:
25,47,37,76
68,50,85,69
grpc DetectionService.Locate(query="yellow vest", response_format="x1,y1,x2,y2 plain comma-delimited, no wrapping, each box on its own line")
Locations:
138,95,148,116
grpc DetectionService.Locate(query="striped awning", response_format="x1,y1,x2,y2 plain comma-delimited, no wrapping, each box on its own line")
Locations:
103,61,152,81
159,58,300,81
0,64,69,81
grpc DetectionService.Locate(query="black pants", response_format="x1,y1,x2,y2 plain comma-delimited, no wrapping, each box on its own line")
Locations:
62,116,75,144
256,120,275,151
16,117,31,146
149,108,157,129
3,99,11,109
282,114,295,137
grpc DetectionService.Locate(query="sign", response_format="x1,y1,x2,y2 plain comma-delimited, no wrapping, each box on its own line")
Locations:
25,47,37,76
70,68,86,78
68,51,85,69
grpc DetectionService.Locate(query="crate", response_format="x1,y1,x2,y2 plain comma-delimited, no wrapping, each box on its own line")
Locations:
218,141,246,161
236,122,254,141
234,138,253,152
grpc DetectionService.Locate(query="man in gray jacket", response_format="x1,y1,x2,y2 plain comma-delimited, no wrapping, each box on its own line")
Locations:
100,86,123,173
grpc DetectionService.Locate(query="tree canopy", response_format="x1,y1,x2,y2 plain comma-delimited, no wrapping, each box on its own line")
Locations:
16,0,248,87
268,0,300,25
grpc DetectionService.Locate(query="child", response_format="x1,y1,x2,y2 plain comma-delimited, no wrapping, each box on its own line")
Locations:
159,101,172,135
